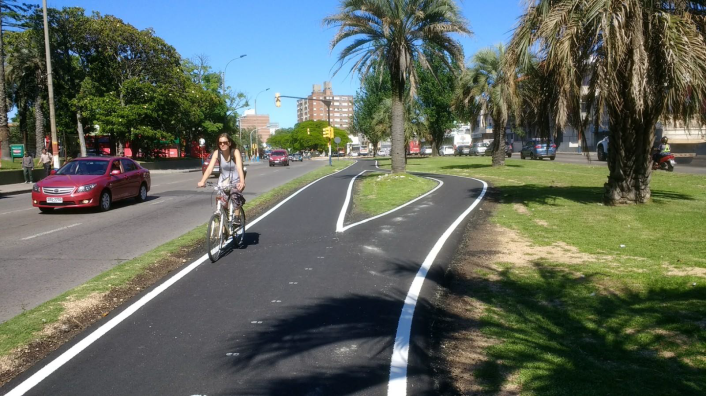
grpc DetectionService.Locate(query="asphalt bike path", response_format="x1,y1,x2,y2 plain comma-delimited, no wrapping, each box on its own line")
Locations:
3,160,487,396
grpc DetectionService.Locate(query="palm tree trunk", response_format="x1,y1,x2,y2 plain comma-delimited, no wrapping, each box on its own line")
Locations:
604,114,654,205
35,94,45,154
491,121,505,167
0,15,10,161
77,110,87,157
390,81,406,173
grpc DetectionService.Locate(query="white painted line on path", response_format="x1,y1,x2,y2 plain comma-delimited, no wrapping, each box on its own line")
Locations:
387,177,488,396
335,170,368,232
21,223,82,241
6,161,359,396
0,208,33,216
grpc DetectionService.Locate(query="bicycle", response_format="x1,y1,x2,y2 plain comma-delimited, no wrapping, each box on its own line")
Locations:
205,181,246,262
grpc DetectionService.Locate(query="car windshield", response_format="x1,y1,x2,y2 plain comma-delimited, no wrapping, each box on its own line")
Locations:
272,151,286,156
57,160,109,175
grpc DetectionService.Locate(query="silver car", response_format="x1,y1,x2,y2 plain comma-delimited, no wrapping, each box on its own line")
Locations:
472,142,489,155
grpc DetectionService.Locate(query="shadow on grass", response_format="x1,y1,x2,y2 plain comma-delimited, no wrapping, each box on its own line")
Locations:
479,184,694,205
440,163,522,170
435,262,706,395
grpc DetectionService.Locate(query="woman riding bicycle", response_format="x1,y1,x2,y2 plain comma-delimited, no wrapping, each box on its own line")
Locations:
197,133,246,207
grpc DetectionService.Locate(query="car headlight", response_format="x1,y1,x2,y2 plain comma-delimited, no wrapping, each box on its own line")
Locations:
32,184,40,192
77,183,97,193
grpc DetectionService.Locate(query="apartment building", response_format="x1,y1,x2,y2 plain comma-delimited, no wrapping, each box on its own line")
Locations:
296,82,354,130
240,109,271,148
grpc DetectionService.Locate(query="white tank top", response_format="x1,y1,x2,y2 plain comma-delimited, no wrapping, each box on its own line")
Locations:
218,151,240,185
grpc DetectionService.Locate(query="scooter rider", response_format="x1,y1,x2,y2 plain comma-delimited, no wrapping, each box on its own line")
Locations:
654,137,671,163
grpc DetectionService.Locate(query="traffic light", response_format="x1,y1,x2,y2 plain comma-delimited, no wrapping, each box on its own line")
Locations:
275,92,281,108
307,128,310,135
322,127,329,138
329,126,335,138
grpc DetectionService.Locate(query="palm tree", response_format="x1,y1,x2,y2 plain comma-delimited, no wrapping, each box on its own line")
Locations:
5,30,46,155
505,0,706,204
453,44,515,167
325,0,470,173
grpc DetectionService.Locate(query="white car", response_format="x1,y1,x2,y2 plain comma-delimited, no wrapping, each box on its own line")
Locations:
440,145,454,156
597,136,609,161
421,146,433,155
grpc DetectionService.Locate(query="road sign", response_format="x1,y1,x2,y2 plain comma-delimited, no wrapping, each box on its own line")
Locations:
334,137,341,144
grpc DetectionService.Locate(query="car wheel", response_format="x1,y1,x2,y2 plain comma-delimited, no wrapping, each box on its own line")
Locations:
597,146,606,161
99,190,111,212
550,156,556,161
507,152,512,158
136,183,148,202
520,153,525,159
39,207,54,213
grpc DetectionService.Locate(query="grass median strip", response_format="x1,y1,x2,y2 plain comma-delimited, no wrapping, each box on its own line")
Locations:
351,172,437,218
377,156,705,395
0,160,353,386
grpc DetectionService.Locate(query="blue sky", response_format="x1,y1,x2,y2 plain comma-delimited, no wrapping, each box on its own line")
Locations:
43,0,525,129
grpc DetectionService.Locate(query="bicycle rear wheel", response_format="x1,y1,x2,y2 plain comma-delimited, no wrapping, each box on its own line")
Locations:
233,206,246,247
207,213,224,262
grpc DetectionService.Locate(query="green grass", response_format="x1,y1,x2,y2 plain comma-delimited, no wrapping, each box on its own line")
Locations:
352,172,437,217
378,156,706,395
0,158,42,171
0,160,353,359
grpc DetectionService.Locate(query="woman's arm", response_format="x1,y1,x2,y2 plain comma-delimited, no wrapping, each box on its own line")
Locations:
197,151,219,187
234,148,246,192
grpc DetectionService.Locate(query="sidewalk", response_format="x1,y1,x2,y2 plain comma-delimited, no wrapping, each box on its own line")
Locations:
0,181,32,196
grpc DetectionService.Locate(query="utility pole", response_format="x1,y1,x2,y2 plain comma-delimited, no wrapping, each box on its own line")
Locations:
275,93,332,165
42,0,59,168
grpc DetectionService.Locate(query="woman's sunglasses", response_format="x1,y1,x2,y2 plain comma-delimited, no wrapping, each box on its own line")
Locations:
219,141,229,146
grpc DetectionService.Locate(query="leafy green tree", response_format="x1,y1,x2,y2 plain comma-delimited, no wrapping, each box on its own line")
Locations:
353,69,392,157
325,0,470,173
454,44,515,166
505,0,706,204
417,50,459,155
0,0,28,160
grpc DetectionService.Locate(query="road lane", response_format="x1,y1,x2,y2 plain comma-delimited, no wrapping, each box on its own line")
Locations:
0,160,327,324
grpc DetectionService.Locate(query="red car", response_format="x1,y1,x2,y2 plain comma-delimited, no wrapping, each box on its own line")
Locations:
201,152,220,176
32,157,151,212
269,149,289,167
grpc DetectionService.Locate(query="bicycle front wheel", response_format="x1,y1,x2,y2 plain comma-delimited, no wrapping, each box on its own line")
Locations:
206,213,224,262
233,206,246,247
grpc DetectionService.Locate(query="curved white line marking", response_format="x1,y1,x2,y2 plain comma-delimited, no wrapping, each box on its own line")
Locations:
335,170,369,232
337,176,443,233
387,177,488,396
6,161,358,397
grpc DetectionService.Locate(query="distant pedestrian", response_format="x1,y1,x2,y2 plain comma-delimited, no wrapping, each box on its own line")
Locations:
22,151,34,184
40,148,52,177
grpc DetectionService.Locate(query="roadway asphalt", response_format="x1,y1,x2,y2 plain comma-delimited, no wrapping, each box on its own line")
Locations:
0,159,327,324
2,160,487,396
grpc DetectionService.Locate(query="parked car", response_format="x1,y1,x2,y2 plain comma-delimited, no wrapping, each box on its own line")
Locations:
455,145,471,156
32,156,151,212
421,146,433,155
520,140,556,160
290,152,303,162
472,142,489,156
597,136,609,161
269,150,289,166
201,152,220,176
439,145,455,156
484,141,514,157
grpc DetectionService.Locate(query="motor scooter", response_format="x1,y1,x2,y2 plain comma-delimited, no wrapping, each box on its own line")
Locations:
652,149,676,172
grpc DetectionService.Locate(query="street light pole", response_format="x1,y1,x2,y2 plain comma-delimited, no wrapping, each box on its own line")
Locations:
42,0,60,168
254,88,270,115
222,54,247,96
275,94,332,165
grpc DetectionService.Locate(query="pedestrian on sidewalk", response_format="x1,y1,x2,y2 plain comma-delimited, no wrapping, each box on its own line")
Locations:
40,148,52,177
22,150,34,184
